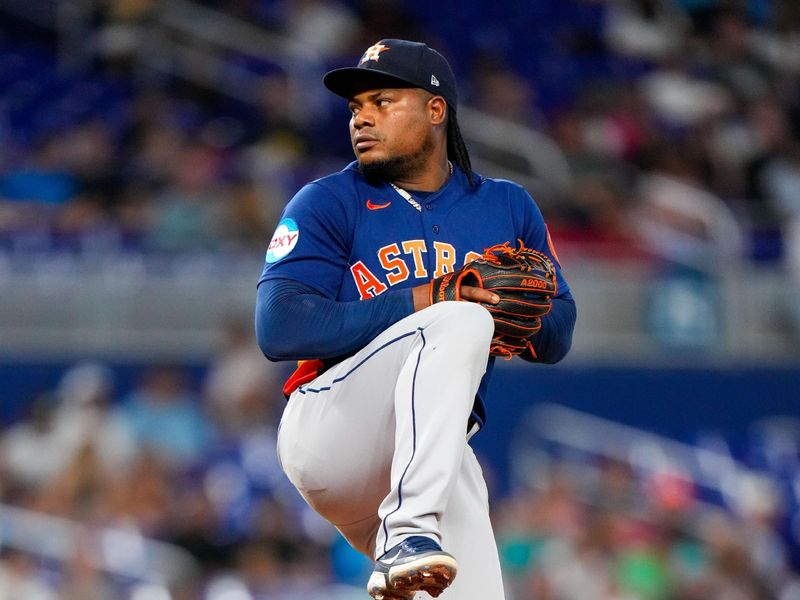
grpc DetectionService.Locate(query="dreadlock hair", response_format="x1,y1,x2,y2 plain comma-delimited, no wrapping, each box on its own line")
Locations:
446,108,475,188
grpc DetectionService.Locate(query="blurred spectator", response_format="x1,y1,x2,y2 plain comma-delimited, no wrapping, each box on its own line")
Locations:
166,484,234,571
214,175,280,250
230,539,301,598
35,441,113,521
560,178,639,250
203,536,334,599
59,542,117,600
2,393,71,493
354,0,426,47
546,101,642,250
705,9,772,103
592,458,643,514
2,363,136,501
604,0,690,61
741,99,792,213
0,550,58,600
761,142,800,220
760,139,800,335
272,0,361,57
0,135,78,231
250,71,310,140
107,450,173,535
632,144,735,266
53,362,137,475
581,84,652,164
94,0,157,73
59,120,120,202
470,54,545,130
241,72,311,215
145,144,227,251
697,512,774,599
116,365,213,468
204,318,282,437
638,60,732,128
549,108,627,183
749,3,800,75
0,135,77,206
119,92,187,193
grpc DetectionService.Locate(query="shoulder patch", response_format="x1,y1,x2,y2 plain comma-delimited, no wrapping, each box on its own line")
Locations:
266,218,300,263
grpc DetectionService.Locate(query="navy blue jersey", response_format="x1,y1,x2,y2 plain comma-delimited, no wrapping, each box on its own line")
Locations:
259,162,570,299
257,161,575,428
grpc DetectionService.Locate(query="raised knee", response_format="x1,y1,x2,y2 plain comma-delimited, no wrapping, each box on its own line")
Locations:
426,301,494,350
454,301,495,340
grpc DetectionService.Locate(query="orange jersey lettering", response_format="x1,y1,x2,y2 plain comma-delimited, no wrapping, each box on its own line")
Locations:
401,240,428,278
378,243,411,285
350,261,388,299
433,242,457,278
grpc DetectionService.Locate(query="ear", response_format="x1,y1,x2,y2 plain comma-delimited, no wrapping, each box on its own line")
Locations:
428,96,447,126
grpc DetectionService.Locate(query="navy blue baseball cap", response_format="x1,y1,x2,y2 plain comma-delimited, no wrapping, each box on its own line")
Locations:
323,39,458,110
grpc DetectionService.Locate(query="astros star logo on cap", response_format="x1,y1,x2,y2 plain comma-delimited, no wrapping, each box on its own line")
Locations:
359,42,390,64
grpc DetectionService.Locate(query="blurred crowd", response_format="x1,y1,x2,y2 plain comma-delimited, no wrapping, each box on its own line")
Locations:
0,321,356,599
1,0,800,268
496,459,800,600
2,337,800,599
2,0,800,597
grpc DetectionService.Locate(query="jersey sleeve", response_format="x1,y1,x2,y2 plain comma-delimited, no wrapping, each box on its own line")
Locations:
511,185,571,300
508,184,576,364
256,277,414,361
255,180,416,362
258,182,353,298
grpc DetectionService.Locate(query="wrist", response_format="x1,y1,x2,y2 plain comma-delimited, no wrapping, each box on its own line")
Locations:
412,284,432,312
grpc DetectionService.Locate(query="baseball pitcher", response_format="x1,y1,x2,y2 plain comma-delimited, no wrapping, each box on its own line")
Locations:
255,39,577,600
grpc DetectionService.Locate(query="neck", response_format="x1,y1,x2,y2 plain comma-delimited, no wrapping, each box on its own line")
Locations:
392,153,451,192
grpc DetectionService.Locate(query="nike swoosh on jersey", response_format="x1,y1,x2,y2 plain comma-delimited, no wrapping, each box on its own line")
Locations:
366,199,391,210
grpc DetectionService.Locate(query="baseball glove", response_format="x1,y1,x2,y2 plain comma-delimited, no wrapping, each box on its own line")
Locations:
430,240,558,358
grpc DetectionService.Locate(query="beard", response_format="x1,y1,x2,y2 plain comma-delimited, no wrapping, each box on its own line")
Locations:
357,134,434,185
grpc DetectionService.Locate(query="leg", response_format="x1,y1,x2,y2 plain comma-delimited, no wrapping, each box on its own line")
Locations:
436,445,505,599
276,302,494,585
364,443,505,600
375,302,495,555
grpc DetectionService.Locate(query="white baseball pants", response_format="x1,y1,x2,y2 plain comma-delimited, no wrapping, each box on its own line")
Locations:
277,301,506,599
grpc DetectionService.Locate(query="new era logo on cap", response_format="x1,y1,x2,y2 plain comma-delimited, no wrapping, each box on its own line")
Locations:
431,75,439,86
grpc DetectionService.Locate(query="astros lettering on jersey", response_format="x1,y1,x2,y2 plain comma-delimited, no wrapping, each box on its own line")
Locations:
260,162,568,303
